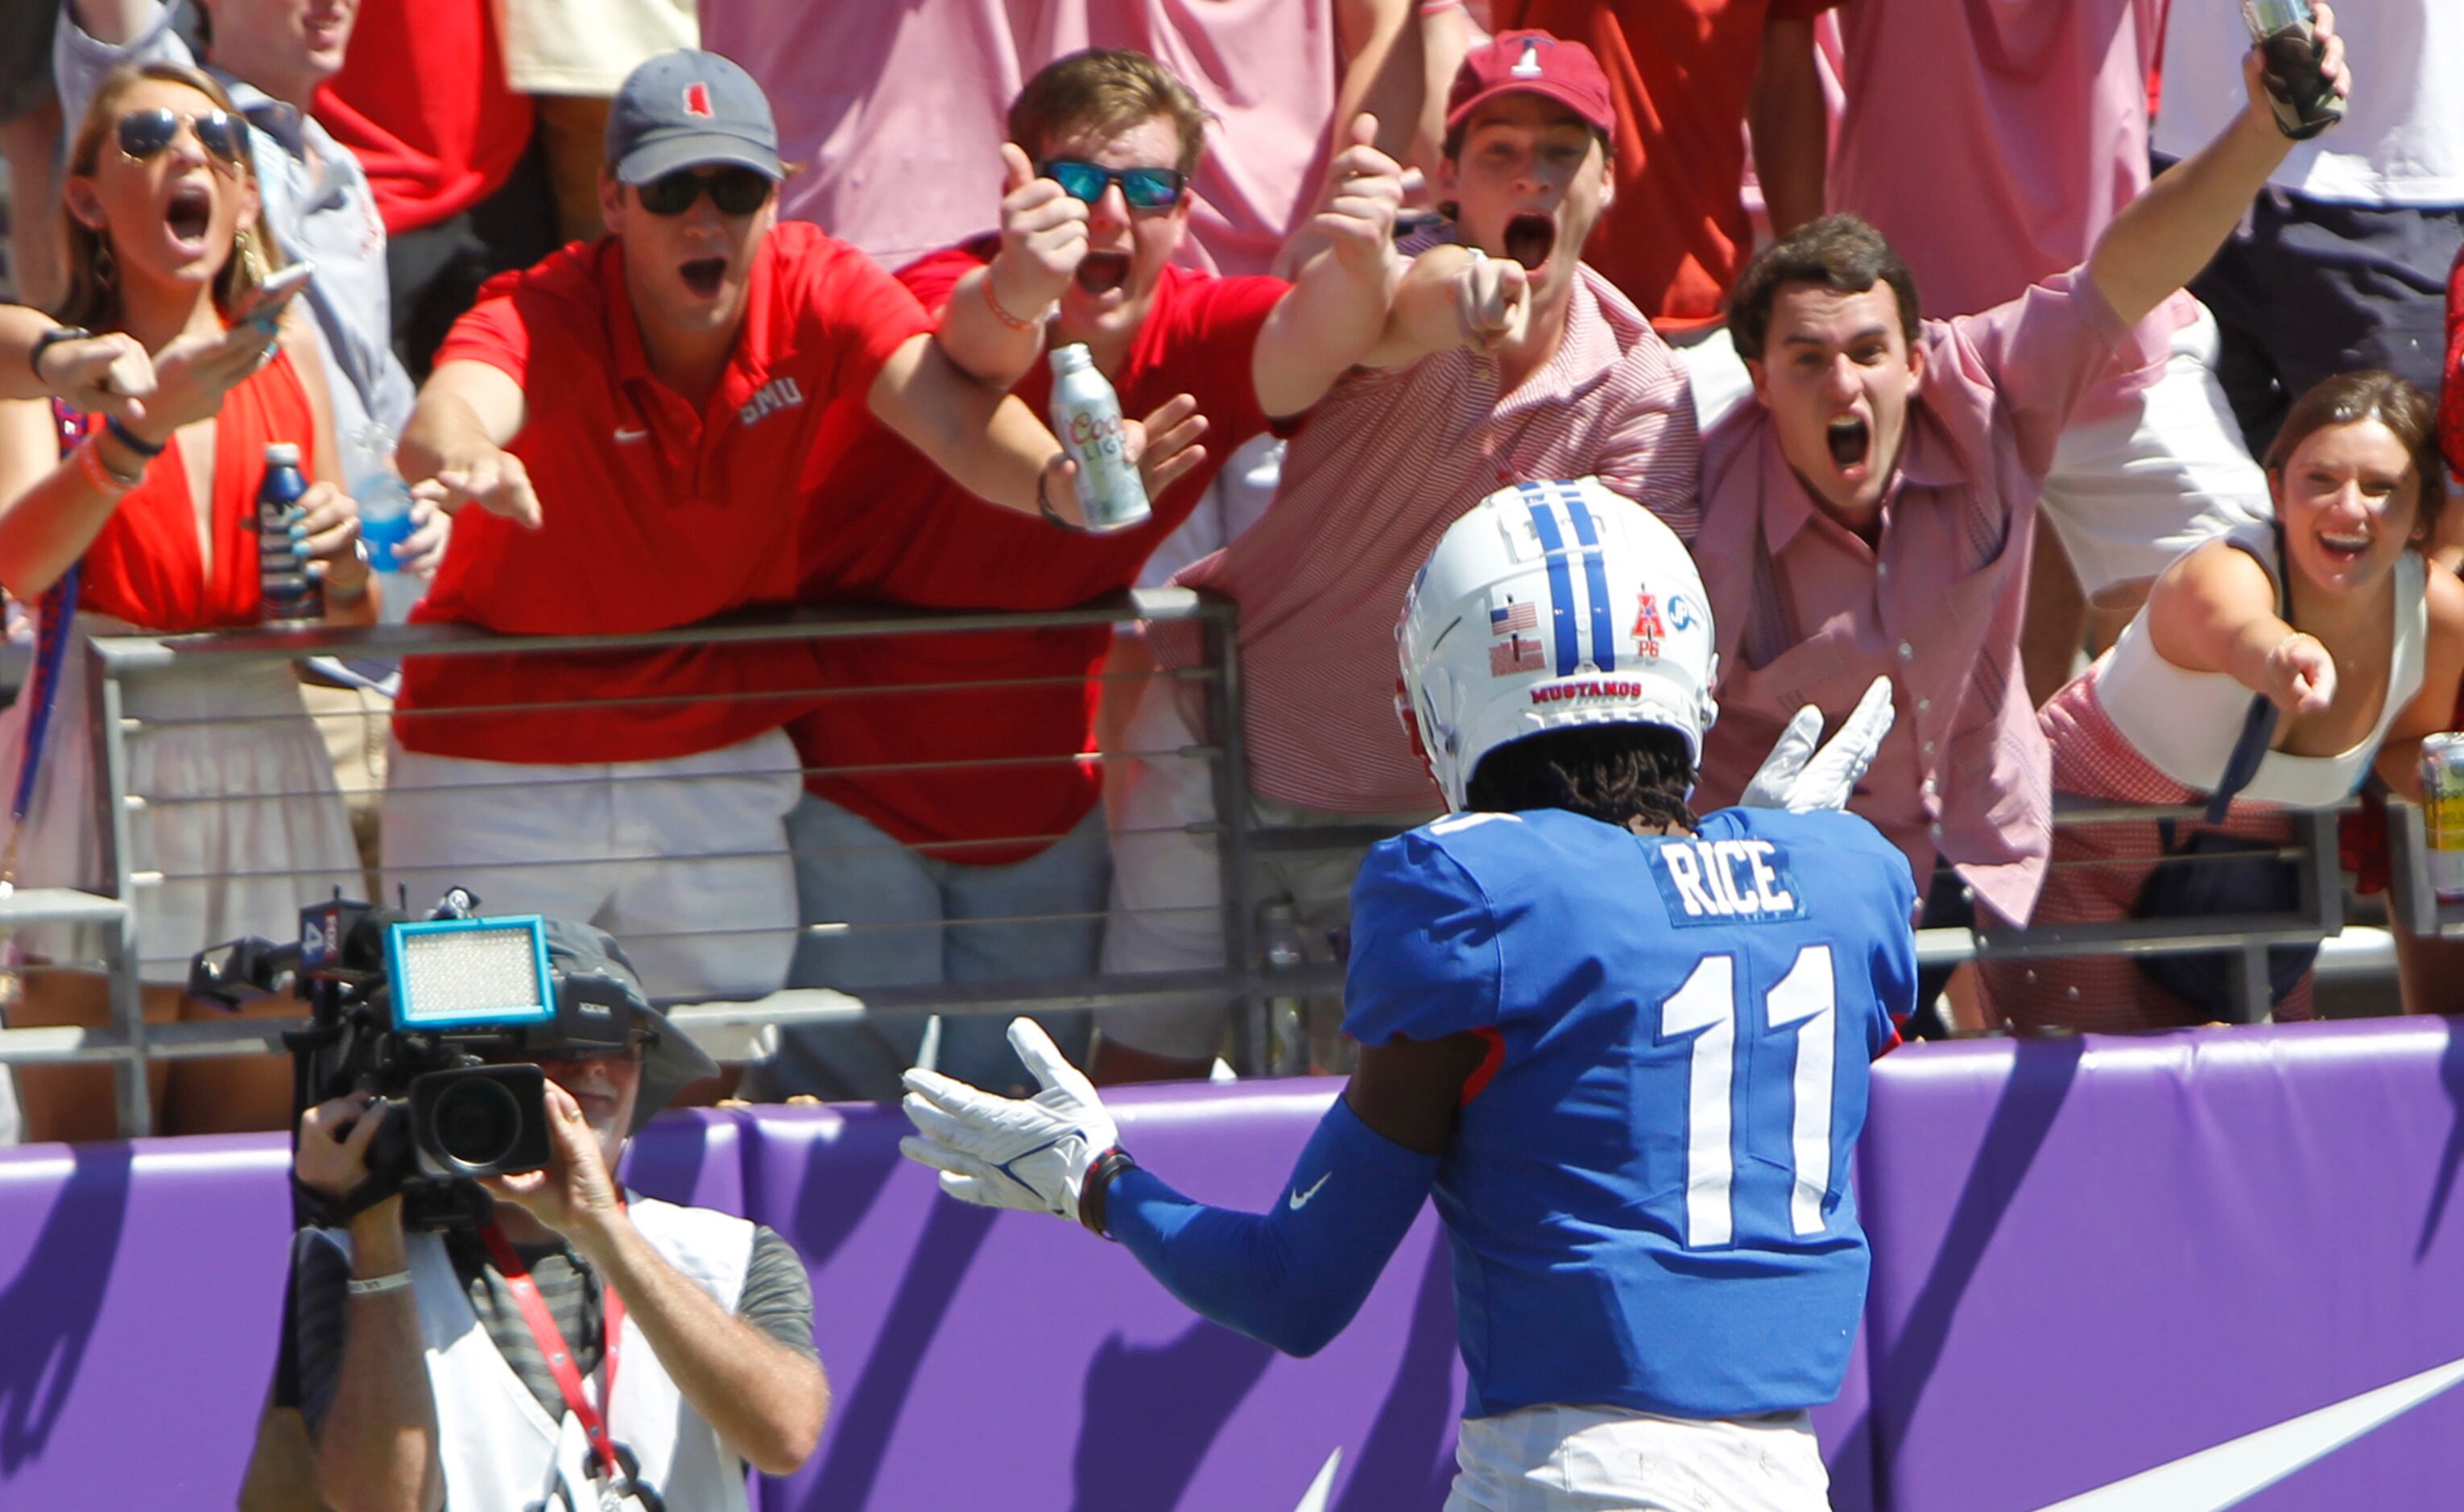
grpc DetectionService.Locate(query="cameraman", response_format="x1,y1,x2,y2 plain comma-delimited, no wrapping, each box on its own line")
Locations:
287,923,824,1512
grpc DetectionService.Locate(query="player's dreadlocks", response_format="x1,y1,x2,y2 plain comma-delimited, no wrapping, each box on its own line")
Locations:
1465,724,1701,834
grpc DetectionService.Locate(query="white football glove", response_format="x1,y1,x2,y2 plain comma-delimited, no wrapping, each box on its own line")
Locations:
1739,675,1896,813
899,1017,1120,1223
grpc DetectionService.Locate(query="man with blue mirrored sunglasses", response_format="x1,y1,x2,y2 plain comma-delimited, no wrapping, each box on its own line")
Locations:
763,46,1411,1102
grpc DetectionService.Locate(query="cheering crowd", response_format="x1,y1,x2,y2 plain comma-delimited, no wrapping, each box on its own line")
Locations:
0,0,2459,1149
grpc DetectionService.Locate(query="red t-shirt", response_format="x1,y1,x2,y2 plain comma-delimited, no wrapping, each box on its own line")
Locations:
79,349,317,631
791,245,1285,864
1495,0,1841,331
395,221,934,763
2443,239,2463,479
314,0,535,235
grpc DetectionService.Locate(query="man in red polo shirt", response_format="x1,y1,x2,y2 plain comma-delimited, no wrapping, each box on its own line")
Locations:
754,48,1411,1101
383,50,1114,1005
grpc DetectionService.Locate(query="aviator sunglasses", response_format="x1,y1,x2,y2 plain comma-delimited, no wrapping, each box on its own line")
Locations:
635,166,774,217
117,106,246,167
1038,159,1188,213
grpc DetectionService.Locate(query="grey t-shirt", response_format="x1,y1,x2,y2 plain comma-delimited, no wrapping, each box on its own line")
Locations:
293,1207,817,1435
53,3,416,446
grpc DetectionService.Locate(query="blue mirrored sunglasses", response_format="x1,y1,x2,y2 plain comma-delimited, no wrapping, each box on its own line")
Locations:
1038,159,1188,213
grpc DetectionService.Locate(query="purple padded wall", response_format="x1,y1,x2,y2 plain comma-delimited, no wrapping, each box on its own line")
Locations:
744,1084,1469,1511
0,1135,293,1507
1856,1018,2464,1510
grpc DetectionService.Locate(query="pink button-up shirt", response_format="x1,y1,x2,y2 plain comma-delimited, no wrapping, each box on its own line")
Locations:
1689,271,2129,926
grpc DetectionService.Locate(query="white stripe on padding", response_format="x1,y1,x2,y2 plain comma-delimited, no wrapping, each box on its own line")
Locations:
1292,1447,1344,1512
2036,1354,2464,1511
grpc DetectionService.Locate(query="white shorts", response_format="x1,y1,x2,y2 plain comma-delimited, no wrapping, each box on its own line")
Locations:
381,728,801,1002
2041,301,2272,598
1447,1404,1829,1512
0,615,362,982
1097,676,1433,1060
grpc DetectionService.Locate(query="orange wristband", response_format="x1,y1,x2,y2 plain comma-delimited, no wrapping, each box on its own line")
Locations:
981,269,1042,333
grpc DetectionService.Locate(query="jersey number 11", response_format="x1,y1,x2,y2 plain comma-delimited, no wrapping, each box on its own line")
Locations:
1660,944,1838,1249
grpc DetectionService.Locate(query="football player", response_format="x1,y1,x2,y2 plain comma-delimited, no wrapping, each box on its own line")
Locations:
900,478,1912,1510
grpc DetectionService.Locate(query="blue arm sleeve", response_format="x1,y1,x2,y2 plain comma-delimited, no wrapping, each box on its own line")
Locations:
1108,1095,1441,1357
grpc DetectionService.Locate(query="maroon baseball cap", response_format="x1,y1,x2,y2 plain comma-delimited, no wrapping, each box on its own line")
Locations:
1445,30,1615,137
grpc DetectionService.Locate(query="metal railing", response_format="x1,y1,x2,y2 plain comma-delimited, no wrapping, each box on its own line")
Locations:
0,592,2416,1137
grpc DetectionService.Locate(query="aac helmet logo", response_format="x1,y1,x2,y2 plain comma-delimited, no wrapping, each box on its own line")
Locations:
683,81,714,118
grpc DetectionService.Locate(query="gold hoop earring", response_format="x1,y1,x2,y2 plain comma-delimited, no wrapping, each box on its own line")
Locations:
234,224,268,285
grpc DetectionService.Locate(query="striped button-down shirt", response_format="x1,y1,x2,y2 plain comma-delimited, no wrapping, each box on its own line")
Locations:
1689,271,2129,926
1172,262,1699,815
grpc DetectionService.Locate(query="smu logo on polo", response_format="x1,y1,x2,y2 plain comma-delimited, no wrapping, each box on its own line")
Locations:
1652,837,1808,927
738,376,806,429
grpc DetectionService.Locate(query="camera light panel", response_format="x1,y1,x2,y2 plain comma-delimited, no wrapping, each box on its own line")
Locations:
387,916,556,1029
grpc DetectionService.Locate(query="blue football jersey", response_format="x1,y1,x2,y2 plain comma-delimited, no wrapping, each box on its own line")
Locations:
1342,804,1917,1420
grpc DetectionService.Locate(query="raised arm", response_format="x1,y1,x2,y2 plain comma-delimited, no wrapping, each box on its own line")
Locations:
1357,243,1528,371
296,1097,445,1512
937,147,1088,391
1250,115,1406,415
2086,2,2349,329
1748,14,1827,239
490,1083,827,1475
399,360,540,529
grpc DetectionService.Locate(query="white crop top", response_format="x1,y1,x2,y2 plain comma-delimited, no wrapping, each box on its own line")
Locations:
2093,531,2426,807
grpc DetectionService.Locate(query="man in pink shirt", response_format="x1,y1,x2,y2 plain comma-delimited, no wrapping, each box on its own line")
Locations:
1826,0,2272,702
1095,31,1698,1082
1686,16,2351,956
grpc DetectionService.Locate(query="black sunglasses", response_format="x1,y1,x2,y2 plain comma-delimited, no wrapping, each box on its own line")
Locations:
1038,159,1188,213
117,106,246,167
634,167,774,217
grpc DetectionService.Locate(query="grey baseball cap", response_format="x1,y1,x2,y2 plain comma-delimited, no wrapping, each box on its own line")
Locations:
606,49,783,184
540,919,717,1134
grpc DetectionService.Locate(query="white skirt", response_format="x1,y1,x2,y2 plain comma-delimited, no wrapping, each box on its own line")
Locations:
0,614,362,981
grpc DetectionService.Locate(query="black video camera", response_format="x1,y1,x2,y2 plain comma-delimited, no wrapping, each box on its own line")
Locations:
192,889,637,1229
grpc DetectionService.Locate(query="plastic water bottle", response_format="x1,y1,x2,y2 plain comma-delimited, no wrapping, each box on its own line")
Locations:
254,442,320,623
1262,901,1309,1077
345,423,422,625
1047,343,1151,532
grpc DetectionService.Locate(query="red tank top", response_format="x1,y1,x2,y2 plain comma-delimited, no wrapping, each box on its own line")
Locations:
76,348,317,632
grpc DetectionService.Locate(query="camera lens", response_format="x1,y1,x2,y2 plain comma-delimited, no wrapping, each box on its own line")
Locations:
428,1076,524,1170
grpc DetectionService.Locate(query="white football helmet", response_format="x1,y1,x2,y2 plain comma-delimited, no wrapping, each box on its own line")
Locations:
1397,478,1718,812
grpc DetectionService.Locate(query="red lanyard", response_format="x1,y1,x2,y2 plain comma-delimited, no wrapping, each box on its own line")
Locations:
482,1222,626,1477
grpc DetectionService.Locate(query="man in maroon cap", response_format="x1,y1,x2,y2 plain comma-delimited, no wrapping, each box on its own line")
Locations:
1095,29,1701,1082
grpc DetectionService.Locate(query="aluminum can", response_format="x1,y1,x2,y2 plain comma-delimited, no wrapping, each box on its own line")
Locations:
2421,732,2464,901
2240,0,2344,139
1048,343,1152,531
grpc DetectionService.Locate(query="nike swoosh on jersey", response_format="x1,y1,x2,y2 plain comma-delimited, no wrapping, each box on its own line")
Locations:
1288,1171,1332,1210
613,427,649,443
2036,1353,2464,1510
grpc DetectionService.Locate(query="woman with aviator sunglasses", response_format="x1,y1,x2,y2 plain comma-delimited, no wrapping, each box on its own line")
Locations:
0,63,370,1142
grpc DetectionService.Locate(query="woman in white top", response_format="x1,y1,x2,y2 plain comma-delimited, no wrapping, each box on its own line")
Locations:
1982,370,2464,1031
